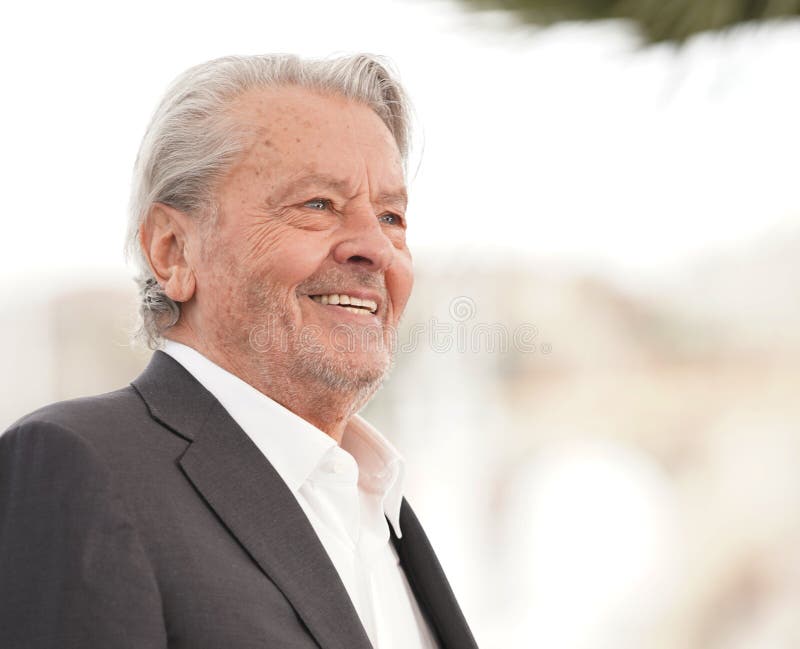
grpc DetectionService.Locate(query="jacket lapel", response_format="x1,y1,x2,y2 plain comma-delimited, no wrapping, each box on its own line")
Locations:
132,351,372,649
391,500,479,649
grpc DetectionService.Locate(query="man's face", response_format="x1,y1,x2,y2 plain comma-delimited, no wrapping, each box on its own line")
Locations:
187,85,412,398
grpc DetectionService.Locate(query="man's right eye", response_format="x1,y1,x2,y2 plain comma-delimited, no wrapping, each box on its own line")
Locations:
304,198,331,210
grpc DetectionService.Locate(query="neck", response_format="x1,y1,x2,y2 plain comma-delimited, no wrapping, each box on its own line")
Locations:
164,328,374,444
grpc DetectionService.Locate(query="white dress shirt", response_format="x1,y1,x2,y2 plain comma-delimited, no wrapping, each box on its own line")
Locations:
162,341,438,649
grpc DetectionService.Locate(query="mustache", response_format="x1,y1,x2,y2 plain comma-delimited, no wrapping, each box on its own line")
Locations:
296,267,386,297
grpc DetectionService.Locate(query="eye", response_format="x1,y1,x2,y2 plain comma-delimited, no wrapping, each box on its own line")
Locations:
304,198,332,210
378,212,403,226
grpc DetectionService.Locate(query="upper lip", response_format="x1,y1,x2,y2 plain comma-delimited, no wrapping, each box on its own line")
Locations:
303,289,384,314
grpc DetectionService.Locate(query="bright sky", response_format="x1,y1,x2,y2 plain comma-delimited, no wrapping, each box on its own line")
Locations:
2,0,799,285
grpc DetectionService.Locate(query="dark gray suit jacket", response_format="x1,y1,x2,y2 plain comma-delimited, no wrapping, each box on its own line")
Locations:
0,351,477,649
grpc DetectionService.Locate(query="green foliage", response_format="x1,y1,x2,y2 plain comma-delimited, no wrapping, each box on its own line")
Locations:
460,0,800,42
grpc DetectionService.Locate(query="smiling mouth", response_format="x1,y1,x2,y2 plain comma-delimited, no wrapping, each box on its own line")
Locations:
308,293,378,315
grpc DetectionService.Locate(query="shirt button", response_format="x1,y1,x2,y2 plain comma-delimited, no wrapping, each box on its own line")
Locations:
332,461,347,475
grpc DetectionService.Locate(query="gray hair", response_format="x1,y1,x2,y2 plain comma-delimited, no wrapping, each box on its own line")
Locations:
125,53,412,349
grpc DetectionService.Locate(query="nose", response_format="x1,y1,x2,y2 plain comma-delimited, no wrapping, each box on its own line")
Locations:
331,204,394,271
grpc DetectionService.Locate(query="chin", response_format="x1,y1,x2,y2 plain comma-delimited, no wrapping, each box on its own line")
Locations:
295,349,392,396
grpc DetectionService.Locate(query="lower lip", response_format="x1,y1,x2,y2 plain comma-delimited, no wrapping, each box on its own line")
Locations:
305,296,381,324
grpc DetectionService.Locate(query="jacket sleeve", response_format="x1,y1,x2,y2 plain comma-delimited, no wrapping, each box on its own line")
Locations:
0,420,168,649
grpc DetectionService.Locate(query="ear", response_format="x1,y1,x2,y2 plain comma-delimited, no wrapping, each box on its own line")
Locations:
139,203,197,303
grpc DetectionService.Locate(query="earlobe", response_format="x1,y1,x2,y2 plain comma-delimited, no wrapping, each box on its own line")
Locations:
139,203,197,303
161,264,196,304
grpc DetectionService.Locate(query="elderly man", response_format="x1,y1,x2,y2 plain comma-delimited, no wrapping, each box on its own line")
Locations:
0,55,477,649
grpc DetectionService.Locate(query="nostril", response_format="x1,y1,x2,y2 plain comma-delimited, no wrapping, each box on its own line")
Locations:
348,255,372,264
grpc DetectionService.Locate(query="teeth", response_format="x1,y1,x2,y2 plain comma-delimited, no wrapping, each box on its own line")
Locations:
341,306,371,315
309,293,378,314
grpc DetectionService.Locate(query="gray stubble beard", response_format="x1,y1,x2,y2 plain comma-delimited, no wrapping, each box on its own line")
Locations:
246,283,396,417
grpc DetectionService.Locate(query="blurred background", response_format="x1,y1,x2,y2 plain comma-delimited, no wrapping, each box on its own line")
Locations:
2,1,800,647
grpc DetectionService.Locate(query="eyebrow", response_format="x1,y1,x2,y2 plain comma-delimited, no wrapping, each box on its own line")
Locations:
273,173,408,210
376,188,408,211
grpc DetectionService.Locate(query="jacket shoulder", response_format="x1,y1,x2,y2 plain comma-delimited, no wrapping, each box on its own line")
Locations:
0,389,169,649
9,385,141,427
4,386,150,445
1,384,185,477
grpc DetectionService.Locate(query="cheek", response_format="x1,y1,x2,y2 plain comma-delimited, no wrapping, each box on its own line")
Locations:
275,237,331,279
238,222,331,284
238,220,285,268
388,253,414,316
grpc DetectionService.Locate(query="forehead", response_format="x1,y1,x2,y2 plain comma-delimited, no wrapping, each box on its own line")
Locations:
225,85,404,187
